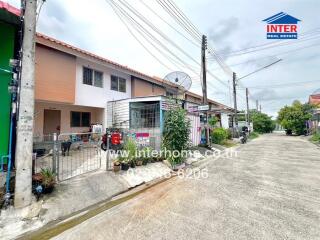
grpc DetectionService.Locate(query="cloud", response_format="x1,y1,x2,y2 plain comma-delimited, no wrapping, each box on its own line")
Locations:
208,17,240,44
251,89,278,100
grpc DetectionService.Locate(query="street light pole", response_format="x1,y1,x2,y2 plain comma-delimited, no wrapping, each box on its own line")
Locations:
246,88,250,128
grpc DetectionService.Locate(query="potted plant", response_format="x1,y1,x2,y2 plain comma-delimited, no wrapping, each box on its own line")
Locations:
142,157,148,165
120,159,130,171
113,160,121,172
135,158,143,166
40,168,56,194
130,159,136,168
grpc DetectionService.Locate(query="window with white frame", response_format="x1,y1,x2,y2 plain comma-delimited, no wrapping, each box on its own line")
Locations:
83,67,103,88
111,75,126,93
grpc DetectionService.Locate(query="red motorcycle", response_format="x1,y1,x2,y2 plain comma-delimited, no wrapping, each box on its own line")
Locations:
101,129,123,151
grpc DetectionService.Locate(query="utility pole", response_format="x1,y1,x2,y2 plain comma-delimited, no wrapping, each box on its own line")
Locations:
246,88,250,128
201,35,207,104
201,35,209,145
259,104,262,113
232,72,238,129
14,0,37,208
256,100,259,111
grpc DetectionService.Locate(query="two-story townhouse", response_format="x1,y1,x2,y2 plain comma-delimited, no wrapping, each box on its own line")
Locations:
34,33,174,138
33,33,234,147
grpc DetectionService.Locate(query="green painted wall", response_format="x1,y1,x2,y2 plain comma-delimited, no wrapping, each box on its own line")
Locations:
0,22,15,163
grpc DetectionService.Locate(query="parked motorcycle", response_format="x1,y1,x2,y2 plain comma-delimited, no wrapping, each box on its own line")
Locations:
101,129,123,151
240,126,248,144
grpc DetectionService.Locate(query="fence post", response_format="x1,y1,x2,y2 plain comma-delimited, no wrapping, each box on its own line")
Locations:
106,135,111,171
53,133,58,176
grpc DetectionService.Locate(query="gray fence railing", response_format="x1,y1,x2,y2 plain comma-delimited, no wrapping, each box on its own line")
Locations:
56,132,102,181
32,132,103,182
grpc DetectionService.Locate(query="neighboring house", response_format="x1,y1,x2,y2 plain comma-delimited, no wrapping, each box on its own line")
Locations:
309,89,320,133
33,33,234,147
0,1,20,167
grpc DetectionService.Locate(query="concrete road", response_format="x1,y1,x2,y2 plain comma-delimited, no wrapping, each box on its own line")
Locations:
53,133,320,240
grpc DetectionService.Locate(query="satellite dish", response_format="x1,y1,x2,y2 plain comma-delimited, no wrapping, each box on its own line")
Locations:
163,71,192,98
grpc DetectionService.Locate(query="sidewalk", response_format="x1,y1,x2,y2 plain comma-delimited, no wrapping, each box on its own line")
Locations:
0,162,172,240
0,147,227,239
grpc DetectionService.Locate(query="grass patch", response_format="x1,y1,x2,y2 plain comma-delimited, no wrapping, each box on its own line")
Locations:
221,139,237,148
249,131,259,140
310,133,320,143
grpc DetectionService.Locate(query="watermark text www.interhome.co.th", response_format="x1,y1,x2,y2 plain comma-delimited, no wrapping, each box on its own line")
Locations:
107,148,238,160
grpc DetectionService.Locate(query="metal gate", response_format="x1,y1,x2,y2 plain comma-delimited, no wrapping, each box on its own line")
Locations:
56,132,102,181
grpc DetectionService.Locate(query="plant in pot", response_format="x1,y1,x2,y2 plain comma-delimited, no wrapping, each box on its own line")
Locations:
135,157,143,166
142,158,148,165
139,147,152,165
40,168,56,194
113,159,121,172
130,159,136,168
120,158,130,171
123,138,137,169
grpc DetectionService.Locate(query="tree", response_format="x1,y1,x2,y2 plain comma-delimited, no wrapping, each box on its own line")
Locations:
251,111,275,133
162,108,191,166
237,109,275,133
277,101,314,135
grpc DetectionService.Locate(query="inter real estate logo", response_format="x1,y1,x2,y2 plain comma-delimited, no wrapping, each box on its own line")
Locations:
263,12,301,39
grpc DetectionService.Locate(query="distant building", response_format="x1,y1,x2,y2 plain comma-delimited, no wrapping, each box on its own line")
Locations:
309,89,320,133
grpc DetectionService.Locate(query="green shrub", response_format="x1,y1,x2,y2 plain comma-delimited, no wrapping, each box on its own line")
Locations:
311,133,320,142
226,128,232,140
211,128,228,144
208,116,218,127
249,131,259,139
162,108,191,166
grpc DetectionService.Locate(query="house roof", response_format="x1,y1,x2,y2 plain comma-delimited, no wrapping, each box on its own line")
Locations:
263,12,301,24
185,91,233,111
0,1,20,25
36,33,181,89
309,94,320,105
36,32,233,111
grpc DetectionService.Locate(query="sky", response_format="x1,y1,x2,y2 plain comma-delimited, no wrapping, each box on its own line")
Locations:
6,0,320,118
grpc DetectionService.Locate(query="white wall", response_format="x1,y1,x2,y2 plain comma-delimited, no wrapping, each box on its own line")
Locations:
221,113,229,129
75,58,131,108
188,114,201,146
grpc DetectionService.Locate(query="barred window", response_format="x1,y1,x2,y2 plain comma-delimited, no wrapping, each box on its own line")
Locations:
83,67,93,85
119,78,126,93
83,67,103,88
111,75,126,93
111,75,118,91
94,71,103,88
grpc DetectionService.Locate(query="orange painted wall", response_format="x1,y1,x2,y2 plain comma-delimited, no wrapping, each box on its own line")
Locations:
35,44,76,103
131,78,165,97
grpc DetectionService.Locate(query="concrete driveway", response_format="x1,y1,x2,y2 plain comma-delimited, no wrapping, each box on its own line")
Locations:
53,133,320,240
